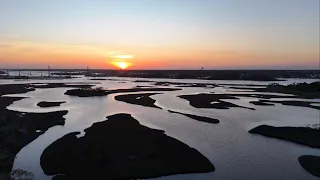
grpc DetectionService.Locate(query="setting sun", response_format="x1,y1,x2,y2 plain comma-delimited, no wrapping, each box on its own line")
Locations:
111,61,132,69
109,52,134,69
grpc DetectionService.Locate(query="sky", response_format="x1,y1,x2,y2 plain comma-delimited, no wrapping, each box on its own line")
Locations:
0,0,319,69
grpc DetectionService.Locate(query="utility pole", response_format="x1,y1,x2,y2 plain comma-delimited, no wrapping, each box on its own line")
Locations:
86,66,90,76
48,65,50,77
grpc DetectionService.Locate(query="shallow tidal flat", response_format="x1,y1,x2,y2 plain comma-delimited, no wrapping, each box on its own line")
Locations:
1,79,320,180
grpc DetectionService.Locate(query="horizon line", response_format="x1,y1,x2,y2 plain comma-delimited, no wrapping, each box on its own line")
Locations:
1,68,319,71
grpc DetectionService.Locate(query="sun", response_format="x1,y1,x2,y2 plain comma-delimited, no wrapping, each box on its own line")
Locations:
111,61,132,70
118,62,128,69
109,52,134,70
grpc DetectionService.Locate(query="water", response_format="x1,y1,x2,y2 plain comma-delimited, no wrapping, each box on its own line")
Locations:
1,77,319,180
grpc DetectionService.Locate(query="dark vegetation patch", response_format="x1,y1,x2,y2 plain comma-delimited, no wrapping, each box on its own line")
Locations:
75,69,320,81
305,124,320,129
135,85,154,88
250,100,320,110
0,97,68,176
89,78,129,82
224,93,298,99
37,101,66,108
168,110,219,124
0,84,35,96
89,78,107,80
0,76,75,80
0,83,95,96
115,93,162,109
249,101,275,106
249,125,320,148
133,80,154,83
176,84,212,88
219,84,266,87
3,70,319,81
65,87,109,97
224,86,264,92
298,155,320,177
51,72,84,76
178,93,255,110
154,81,216,88
30,83,93,89
85,70,291,81
228,82,320,99
40,113,215,180
65,87,181,97
10,168,34,180
0,84,68,178
225,89,256,93
154,82,170,86
105,78,129,81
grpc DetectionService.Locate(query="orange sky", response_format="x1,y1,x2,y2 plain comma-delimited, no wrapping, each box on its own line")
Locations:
0,1,319,69
0,40,318,69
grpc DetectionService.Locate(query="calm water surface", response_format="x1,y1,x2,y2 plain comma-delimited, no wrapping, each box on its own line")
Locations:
1,77,319,180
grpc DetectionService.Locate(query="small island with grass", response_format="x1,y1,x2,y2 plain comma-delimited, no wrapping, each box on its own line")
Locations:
37,101,66,108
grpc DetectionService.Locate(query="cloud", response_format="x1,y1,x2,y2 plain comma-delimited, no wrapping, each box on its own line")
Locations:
108,52,135,59
0,41,111,55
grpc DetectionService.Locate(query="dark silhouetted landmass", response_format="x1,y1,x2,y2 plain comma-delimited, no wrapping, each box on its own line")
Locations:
0,84,35,96
0,83,95,96
133,80,153,83
40,113,215,180
65,87,181,97
0,96,67,178
178,93,255,110
51,72,84,76
37,101,66,108
264,82,320,98
81,70,319,81
89,78,107,80
168,110,219,124
249,125,320,148
64,87,109,97
154,81,216,88
219,93,298,99
249,101,275,106
298,155,320,177
249,100,320,110
0,75,75,80
135,85,154,88
0,84,69,178
3,69,319,81
115,93,162,109
229,82,320,98
30,83,93,89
